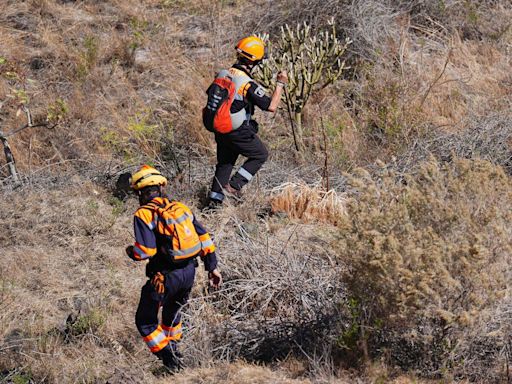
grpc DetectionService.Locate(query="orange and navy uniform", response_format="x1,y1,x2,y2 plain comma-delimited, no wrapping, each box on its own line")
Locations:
131,196,217,355
132,196,217,271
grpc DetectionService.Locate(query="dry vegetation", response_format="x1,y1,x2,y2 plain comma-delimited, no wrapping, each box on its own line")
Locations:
339,158,512,381
1,0,511,383
270,182,347,225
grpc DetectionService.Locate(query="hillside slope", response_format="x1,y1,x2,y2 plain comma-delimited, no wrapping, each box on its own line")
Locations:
1,1,511,383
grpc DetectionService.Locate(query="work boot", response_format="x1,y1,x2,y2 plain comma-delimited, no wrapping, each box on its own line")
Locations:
203,198,223,213
223,184,242,199
155,348,184,373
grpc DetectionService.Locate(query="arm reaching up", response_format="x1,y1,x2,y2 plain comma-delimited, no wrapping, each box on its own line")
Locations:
268,70,288,112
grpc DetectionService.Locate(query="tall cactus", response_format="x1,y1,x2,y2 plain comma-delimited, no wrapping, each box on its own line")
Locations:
256,20,351,152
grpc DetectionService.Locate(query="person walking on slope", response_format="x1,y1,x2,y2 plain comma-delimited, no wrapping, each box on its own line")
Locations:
207,35,288,207
126,165,222,371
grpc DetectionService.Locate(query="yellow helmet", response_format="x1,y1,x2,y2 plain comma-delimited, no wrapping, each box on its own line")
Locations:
235,36,265,62
130,165,167,191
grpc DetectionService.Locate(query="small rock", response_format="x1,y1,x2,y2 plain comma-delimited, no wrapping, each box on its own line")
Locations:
30,57,45,70
133,48,152,70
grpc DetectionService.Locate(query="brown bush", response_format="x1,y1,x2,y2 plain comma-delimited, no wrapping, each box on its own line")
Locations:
395,110,512,175
337,157,512,380
0,174,349,382
270,182,347,225
2,0,510,180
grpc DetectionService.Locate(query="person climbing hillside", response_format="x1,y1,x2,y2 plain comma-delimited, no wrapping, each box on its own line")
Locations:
204,35,288,208
125,165,222,371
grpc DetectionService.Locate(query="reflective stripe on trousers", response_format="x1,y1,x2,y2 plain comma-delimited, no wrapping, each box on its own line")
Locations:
236,167,253,181
142,325,169,353
209,191,225,201
135,262,195,354
162,321,183,341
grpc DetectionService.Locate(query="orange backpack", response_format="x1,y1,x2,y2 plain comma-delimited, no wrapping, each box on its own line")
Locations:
145,198,201,262
202,77,236,134
203,68,252,134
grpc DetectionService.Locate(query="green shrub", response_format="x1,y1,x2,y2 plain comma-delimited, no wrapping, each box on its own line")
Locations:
100,109,167,161
66,309,105,338
46,98,68,124
337,157,512,378
76,35,99,79
256,21,351,152
11,372,32,384
108,196,125,217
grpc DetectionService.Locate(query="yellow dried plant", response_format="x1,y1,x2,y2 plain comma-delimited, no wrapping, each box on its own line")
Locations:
270,182,346,225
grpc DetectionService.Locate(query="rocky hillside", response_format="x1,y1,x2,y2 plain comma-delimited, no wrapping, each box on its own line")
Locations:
1,1,511,383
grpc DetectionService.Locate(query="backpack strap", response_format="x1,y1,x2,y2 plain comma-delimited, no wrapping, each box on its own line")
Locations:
227,67,252,101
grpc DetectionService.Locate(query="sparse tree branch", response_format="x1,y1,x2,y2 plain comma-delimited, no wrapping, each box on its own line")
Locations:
1,106,59,186
419,47,452,109
0,130,20,185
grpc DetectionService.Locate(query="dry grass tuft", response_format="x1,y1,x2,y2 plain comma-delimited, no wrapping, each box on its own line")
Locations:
171,361,313,384
395,110,512,175
269,182,347,225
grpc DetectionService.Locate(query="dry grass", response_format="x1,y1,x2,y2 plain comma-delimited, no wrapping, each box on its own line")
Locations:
171,360,439,384
0,175,347,383
0,179,144,382
246,0,511,166
354,26,511,157
1,0,512,382
338,157,512,380
0,0,224,172
1,0,510,172
2,166,488,382
395,109,512,175
171,361,313,384
269,182,347,225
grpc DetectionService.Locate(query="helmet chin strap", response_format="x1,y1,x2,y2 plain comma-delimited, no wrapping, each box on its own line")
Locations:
138,187,162,205
237,57,258,73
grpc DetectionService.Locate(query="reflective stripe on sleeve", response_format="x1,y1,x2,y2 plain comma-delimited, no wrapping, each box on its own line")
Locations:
201,239,214,248
135,207,155,226
198,233,211,242
201,242,215,254
147,219,156,230
134,242,156,260
198,233,215,253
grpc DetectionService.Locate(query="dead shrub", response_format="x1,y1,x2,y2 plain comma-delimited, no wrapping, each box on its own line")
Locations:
353,28,511,163
396,111,512,175
337,157,512,379
270,182,346,225
183,220,345,367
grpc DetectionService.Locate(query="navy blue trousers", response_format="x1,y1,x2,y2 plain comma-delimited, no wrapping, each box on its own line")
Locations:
135,262,196,351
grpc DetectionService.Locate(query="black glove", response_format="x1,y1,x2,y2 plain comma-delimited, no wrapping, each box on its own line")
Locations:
249,120,259,134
